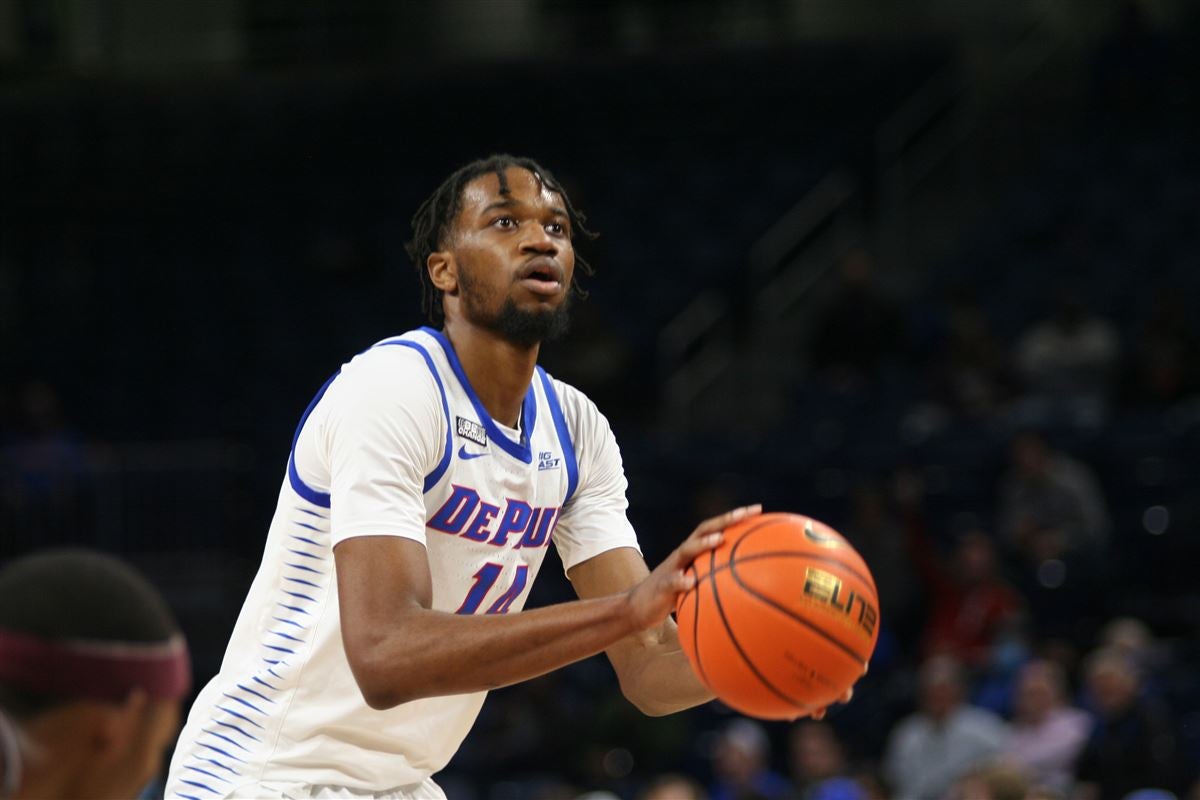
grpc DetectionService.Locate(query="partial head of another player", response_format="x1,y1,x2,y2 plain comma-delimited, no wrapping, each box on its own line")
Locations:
405,154,598,347
0,549,190,800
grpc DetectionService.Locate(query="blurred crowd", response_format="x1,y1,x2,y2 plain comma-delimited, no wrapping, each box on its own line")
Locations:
438,59,1200,795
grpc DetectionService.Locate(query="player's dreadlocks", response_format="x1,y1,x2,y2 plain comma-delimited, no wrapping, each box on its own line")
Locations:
405,154,597,325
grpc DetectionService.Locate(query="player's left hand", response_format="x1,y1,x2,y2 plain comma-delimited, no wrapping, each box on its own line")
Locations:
807,685,855,720
806,659,866,720
624,504,762,632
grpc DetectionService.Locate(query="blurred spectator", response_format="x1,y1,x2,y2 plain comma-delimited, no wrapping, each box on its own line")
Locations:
928,287,1013,418
948,763,1030,800
998,431,1111,564
1117,791,1179,800
0,379,85,498
1025,789,1066,800
1075,648,1184,800
883,656,1009,800
581,675,695,792
1013,295,1120,428
914,528,1025,669
1099,617,1170,698
841,480,922,642
709,718,791,800
640,773,708,800
997,431,1110,643
1001,659,1092,794
788,721,866,800
848,771,890,800
0,379,89,550
1120,289,1200,408
808,249,907,392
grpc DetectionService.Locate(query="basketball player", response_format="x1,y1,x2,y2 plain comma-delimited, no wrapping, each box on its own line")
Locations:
167,155,847,800
0,549,190,800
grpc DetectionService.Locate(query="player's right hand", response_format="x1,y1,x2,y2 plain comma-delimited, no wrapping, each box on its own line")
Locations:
624,504,762,631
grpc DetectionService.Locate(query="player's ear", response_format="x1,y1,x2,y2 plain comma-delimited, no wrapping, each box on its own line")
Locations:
91,690,148,759
427,251,458,296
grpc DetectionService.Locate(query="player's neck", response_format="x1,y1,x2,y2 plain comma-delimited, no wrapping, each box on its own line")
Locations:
442,319,538,429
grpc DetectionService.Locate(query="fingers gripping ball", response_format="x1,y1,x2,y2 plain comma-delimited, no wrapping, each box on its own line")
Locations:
675,513,879,720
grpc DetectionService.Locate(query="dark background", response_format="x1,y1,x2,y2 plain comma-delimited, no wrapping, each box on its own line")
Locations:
2,1,1199,798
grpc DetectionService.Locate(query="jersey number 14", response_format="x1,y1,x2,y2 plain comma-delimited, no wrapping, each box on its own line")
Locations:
456,563,529,615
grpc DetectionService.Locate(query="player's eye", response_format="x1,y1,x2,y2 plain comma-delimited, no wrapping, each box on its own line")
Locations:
545,221,566,236
492,216,518,229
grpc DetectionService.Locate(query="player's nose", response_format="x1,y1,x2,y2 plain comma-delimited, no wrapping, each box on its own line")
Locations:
518,224,558,256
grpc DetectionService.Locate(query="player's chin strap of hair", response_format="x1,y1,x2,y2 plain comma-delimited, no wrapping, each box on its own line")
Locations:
0,628,191,705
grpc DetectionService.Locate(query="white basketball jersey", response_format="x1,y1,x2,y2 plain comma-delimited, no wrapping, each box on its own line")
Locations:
166,327,640,798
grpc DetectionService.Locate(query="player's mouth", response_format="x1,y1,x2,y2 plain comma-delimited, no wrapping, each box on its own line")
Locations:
517,257,565,296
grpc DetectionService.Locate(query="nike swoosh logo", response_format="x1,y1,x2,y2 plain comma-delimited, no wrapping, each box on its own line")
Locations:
803,518,840,548
458,445,489,460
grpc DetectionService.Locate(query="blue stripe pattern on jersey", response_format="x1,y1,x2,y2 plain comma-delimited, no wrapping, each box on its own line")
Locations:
210,719,258,740
178,778,217,795
178,509,328,794
253,675,280,691
422,326,538,464
197,741,246,761
211,719,260,741
287,548,322,560
295,507,328,518
183,765,228,784
536,367,579,506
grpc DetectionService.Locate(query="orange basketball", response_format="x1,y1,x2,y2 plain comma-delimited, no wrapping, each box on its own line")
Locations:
675,512,879,720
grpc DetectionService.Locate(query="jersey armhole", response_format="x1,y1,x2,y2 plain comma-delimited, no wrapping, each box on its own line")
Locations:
288,372,340,508
287,339,453,505
536,367,579,506
373,339,453,492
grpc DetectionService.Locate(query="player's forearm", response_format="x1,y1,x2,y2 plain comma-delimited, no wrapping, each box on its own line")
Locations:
347,594,638,709
617,638,714,716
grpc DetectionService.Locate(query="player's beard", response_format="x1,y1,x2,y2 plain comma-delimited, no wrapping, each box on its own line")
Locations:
492,295,572,348
458,270,572,348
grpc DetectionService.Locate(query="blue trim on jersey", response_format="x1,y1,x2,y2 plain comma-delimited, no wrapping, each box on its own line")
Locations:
421,326,537,464
287,371,340,509
373,338,454,491
178,779,217,795
537,367,579,506
285,335,454,506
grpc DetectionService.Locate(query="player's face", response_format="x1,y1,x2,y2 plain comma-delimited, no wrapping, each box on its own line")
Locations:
63,696,181,799
433,167,576,345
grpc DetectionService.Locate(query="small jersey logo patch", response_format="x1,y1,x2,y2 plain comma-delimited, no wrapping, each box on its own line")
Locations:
459,445,489,461
456,416,488,447
538,451,560,471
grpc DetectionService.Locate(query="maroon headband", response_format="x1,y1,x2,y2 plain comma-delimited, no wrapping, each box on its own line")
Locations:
0,628,191,703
